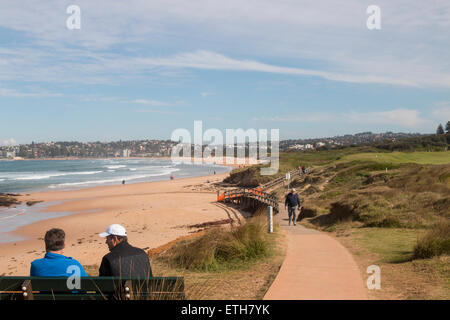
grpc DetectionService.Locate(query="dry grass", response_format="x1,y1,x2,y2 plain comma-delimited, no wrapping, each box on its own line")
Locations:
83,214,287,300
157,214,278,272
285,152,450,299
413,220,450,259
329,228,449,300
150,217,286,299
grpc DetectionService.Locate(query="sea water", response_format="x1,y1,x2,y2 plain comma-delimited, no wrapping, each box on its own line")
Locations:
0,158,230,243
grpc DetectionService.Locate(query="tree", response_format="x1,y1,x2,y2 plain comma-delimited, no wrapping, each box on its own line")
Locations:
436,124,444,135
446,121,450,134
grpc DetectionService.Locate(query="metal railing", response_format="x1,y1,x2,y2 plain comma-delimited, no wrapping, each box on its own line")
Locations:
219,187,279,212
260,168,304,190
217,167,311,214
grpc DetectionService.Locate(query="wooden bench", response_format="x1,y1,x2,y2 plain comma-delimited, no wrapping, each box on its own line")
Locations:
0,276,185,300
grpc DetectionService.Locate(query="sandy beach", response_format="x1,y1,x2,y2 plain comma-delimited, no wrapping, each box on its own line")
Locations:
0,170,246,276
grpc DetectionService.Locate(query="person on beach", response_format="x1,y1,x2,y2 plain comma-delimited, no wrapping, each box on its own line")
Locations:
98,224,152,278
30,228,88,277
285,188,301,226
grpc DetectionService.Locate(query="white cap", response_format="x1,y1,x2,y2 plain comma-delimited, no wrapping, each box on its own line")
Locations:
99,224,127,238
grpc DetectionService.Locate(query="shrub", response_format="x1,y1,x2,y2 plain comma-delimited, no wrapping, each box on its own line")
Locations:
363,217,402,228
161,216,273,271
413,221,450,259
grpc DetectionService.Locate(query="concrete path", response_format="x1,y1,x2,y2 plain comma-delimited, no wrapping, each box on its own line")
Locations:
264,205,368,300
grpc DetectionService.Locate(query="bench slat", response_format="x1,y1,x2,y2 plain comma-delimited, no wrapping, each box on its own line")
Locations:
0,276,185,300
1,292,186,301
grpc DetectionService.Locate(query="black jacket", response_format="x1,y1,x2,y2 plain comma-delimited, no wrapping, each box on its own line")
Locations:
99,241,152,278
285,192,301,207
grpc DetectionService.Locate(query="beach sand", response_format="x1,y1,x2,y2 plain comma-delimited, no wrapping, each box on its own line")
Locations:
0,171,245,276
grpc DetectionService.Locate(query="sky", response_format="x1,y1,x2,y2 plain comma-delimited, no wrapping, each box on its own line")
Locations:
1,0,450,145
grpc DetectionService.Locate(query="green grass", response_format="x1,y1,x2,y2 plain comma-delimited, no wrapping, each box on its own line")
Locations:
280,146,381,168
353,228,427,263
339,151,450,165
271,147,450,299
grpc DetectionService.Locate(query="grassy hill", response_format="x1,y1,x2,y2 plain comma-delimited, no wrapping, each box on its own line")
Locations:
339,151,450,165
271,148,449,299
225,147,449,299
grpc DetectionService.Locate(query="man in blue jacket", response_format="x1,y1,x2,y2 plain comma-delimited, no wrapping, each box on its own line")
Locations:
30,228,88,277
285,188,301,226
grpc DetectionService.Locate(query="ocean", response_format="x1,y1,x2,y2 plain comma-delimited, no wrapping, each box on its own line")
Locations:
0,158,231,243
0,158,230,194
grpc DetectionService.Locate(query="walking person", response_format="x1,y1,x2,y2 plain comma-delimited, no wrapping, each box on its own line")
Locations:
285,188,301,226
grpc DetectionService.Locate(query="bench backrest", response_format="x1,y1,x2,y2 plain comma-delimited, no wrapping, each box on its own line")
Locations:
0,276,185,300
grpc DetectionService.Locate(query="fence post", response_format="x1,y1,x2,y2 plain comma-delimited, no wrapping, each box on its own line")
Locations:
267,206,273,233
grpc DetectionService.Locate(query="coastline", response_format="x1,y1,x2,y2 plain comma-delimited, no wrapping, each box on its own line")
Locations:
0,167,246,276
1,156,260,167
0,156,250,195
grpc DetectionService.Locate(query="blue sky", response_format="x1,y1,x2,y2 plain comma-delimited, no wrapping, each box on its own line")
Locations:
1,0,449,145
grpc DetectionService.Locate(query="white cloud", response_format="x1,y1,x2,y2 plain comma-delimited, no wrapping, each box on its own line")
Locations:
0,1,449,87
254,108,430,128
201,92,214,98
0,87,63,98
252,113,337,123
136,51,425,86
345,109,426,127
2,138,17,146
130,99,173,106
432,103,450,121
432,108,450,121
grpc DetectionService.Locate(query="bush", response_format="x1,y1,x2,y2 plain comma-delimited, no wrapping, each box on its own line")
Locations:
161,216,273,271
413,221,450,259
363,217,402,228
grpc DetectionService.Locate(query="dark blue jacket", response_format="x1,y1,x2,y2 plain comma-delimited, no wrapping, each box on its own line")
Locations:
285,192,300,207
30,252,88,277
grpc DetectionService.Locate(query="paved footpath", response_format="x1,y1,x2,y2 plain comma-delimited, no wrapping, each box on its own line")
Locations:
264,205,368,300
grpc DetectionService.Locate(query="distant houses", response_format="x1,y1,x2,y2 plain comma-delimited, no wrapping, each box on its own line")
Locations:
0,148,17,159
122,149,131,157
288,143,314,151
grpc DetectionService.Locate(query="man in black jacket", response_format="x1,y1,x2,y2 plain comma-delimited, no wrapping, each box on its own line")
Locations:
285,188,301,226
98,224,152,278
